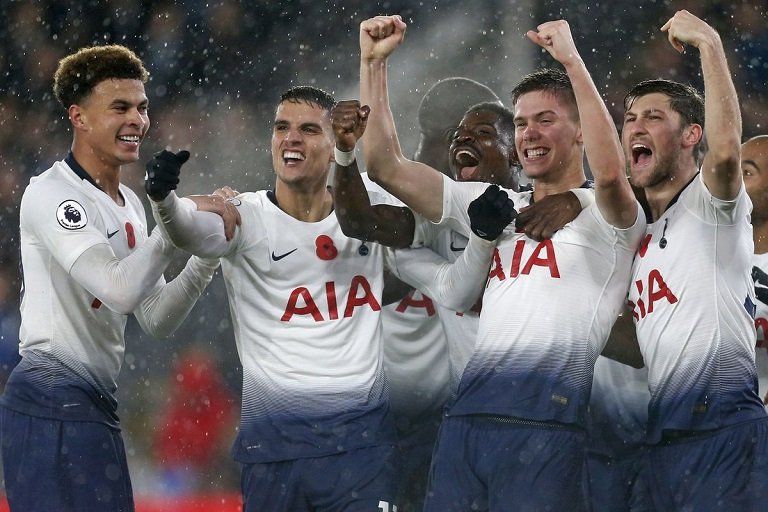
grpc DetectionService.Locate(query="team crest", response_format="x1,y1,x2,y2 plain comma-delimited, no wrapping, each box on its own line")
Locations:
56,200,87,230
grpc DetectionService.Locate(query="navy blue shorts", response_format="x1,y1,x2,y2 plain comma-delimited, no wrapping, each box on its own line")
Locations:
424,415,588,512
240,444,398,512
1,405,134,512
585,448,650,512
646,417,768,512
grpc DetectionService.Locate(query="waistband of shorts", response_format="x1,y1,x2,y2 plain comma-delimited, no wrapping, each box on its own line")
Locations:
470,413,585,432
657,416,768,444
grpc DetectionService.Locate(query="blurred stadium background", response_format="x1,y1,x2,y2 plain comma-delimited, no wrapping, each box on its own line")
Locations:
0,1,765,510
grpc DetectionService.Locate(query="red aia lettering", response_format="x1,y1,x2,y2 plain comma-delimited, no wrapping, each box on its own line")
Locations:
395,291,436,316
489,240,561,283
282,275,381,321
631,268,678,320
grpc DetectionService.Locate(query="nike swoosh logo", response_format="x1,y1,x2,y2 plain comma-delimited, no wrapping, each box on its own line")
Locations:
271,248,298,261
107,230,119,239
450,242,466,252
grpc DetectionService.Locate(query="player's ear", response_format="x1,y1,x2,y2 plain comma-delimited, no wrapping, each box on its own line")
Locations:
682,123,702,149
69,105,87,131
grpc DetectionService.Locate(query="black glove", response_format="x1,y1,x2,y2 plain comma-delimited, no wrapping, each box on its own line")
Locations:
144,149,190,201
468,184,517,241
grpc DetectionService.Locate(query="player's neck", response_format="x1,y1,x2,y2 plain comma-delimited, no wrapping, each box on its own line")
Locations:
274,185,333,222
643,166,697,222
754,219,768,254
70,146,123,205
531,166,586,202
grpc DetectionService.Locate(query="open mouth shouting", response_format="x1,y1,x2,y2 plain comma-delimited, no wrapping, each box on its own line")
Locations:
453,146,480,181
631,143,653,168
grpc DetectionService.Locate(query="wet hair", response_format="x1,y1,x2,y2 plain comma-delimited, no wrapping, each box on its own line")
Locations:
624,79,707,164
417,77,501,136
464,101,516,141
53,44,148,109
509,68,578,122
279,85,335,112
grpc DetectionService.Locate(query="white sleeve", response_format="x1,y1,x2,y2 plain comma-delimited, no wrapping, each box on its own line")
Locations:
151,192,232,258
386,232,495,312
69,229,176,314
133,256,220,338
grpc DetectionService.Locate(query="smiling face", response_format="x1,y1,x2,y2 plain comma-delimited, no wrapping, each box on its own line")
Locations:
271,99,334,189
72,78,149,168
743,136,768,223
448,108,515,186
622,92,688,190
513,90,582,181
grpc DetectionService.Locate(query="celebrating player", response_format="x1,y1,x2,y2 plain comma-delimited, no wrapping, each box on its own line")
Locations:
621,10,768,510
145,85,502,512
356,15,644,510
0,45,225,512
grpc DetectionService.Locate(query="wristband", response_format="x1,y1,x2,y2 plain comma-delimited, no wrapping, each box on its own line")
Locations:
334,146,356,167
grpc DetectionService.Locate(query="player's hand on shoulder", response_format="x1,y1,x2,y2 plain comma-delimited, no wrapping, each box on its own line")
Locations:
188,194,242,241
516,190,581,241
331,100,370,152
145,149,190,201
360,15,406,61
468,184,517,241
212,186,240,199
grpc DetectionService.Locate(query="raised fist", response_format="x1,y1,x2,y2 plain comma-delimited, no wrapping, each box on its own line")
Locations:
468,184,517,241
145,149,190,201
331,100,370,152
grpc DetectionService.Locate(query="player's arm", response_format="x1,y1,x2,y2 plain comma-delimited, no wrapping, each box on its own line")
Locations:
133,255,220,338
359,15,445,222
332,99,415,248
527,20,637,228
388,185,516,312
145,150,241,259
601,305,644,368
662,10,741,200
68,230,176,314
516,187,595,240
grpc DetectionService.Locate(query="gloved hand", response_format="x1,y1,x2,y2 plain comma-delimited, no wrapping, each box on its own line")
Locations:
468,184,517,241
145,149,190,201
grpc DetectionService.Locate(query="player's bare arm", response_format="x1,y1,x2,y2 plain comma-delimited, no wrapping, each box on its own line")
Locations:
359,15,445,222
662,10,742,200
516,191,586,241
601,306,645,368
528,20,636,228
332,99,415,248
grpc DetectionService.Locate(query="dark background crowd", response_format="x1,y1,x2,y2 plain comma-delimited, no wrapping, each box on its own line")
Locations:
0,0,766,498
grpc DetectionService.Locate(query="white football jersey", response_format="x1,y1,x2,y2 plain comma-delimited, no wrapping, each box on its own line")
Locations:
220,189,396,463
438,176,646,426
628,174,764,442
407,222,481,392
6,157,153,424
751,251,768,405
588,355,650,456
381,291,450,429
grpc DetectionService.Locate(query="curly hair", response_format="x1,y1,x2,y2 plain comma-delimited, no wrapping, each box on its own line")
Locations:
53,44,148,108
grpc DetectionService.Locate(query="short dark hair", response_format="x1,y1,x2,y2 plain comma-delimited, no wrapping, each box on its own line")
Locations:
509,68,578,122
418,77,500,135
624,79,707,163
464,102,516,141
53,44,148,109
279,86,335,112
